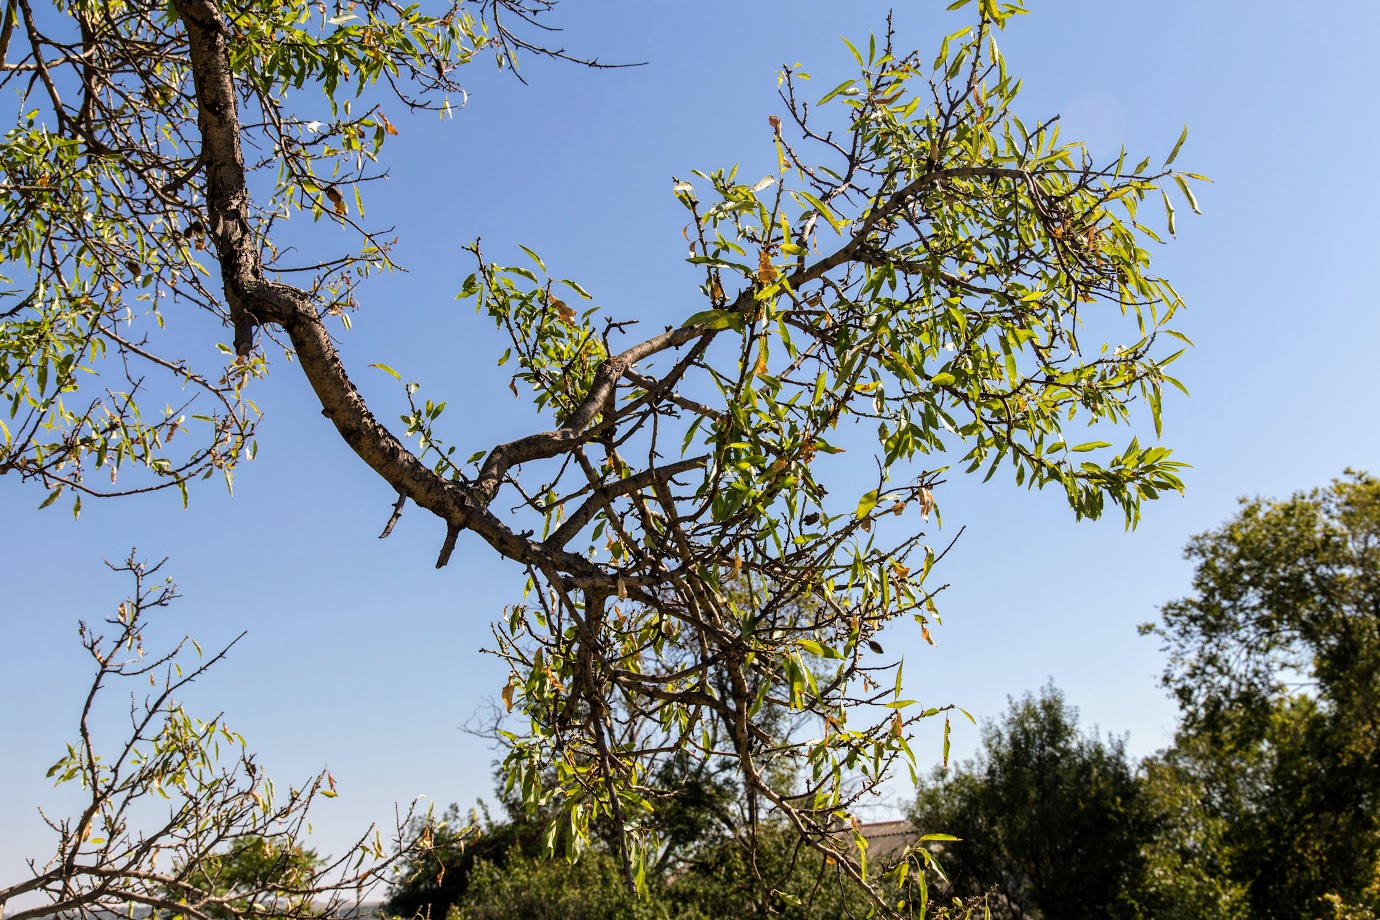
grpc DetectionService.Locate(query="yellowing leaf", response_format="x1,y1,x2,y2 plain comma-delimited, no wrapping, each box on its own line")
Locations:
501,675,517,712
325,186,346,216
757,249,778,284
550,296,576,322
754,339,769,376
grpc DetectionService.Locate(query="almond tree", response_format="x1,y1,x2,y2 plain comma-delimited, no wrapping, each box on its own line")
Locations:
0,0,1201,910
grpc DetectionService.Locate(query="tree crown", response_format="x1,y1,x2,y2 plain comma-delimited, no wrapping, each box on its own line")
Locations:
0,0,1202,911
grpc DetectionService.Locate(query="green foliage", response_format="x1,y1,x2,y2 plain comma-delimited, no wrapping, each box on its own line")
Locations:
185,836,322,920
1142,472,1380,918
661,823,874,920
448,849,676,920
479,4,1198,895
0,0,488,505
899,474,1380,920
1129,738,1250,920
1,0,1204,912
385,801,547,920
393,816,901,920
910,684,1151,919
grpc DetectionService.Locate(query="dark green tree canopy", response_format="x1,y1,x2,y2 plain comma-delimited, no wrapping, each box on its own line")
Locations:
910,684,1151,920
1148,471,1380,738
1142,472,1380,918
0,0,1201,911
186,836,321,919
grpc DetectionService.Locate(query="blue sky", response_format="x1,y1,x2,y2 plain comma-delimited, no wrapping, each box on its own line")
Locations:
4,0,1379,892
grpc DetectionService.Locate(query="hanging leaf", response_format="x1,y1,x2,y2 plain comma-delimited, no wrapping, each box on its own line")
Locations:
757,249,778,284
325,186,346,216
919,487,935,521
549,295,577,322
754,339,769,376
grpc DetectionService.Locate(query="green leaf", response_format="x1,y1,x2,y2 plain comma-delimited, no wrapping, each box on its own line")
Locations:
1162,189,1177,236
855,489,880,519
369,363,402,381
1164,124,1189,167
793,190,844,234
1071,441,1112,452
840,36,865,67
818,78,858,106
681,309,743,332
558,279,592,299
687,256,750,273
517,245,546,272
798,639,843,659
1173,174,1201,214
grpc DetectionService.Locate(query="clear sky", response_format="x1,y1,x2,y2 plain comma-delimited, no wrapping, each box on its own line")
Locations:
4,0,1379,897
